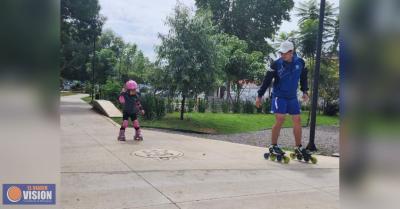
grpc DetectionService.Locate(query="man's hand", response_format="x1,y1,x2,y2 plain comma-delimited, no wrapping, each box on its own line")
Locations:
302,93,309,102
256,97,262,108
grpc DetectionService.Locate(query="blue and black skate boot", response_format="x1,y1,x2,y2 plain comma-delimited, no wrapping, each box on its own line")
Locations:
290,145,317,164
264,144,290,164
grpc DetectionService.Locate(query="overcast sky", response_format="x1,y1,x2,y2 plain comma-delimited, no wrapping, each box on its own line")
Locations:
98,0,339,61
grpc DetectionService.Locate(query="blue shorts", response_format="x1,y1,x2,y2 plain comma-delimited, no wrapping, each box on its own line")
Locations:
271,97,301,115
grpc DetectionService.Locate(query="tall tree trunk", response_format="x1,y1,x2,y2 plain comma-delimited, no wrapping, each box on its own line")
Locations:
226,79,232,102
180,94,186,120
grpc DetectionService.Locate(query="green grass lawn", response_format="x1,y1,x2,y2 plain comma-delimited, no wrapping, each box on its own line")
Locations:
112,112,339,134
81,96,92,104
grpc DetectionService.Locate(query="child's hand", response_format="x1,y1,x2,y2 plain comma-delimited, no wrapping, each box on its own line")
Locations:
141,110,145,115
121,87,126,93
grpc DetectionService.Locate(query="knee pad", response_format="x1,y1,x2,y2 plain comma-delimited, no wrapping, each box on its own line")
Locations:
122,120,129,128
133,120,140,129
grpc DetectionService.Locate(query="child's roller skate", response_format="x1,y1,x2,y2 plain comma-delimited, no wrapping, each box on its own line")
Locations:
290,145,317,164
134,129,143,141
117,129,126,141
264,144,290,164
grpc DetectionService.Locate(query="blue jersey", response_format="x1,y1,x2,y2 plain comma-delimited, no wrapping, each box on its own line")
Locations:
257,55,308,99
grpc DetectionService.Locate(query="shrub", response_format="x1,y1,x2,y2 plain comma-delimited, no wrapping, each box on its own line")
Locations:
198,99,207,113
84,81,92,95
243,100,255,114
232,100,242,113
102,80,122,103
221,100,230,113
301,103,310,111
166,98,174,113
154,97,166,119
188,99,195,112
324,102,339,116
141,94,166,120
263,98,271,114
174,99,181,112
210,98,219,113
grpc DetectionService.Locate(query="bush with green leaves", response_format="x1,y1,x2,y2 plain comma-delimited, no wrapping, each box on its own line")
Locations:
323,102,339,116
301,103,310,111
140,94,166,120
210,98,219,113
198,99,207,113
221,100,230,113
243,100,255,114
263,98,271,114
102,80,122,106
232,100,242,113
84,81,92,94
166,98,175,113
188,99,195,112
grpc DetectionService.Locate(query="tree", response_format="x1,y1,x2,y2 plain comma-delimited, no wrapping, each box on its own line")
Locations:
328,15,339,57
195,0,294,55
295,0,338,58
319,58,339,115
295,0,339,118
157,4,221,120
87,48,117,85
61,0,105,81
215,33,265,103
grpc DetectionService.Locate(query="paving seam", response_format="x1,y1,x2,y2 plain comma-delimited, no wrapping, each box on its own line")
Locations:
275,170,339,198
173,187,323,205
60,167,339,174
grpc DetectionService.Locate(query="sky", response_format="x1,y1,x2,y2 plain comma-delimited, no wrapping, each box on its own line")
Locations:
98,0,339,61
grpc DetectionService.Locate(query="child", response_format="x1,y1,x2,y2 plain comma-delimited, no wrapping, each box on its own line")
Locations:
117,80,145,141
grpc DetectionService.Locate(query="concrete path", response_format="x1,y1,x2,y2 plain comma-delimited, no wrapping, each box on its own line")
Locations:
61,94,339,209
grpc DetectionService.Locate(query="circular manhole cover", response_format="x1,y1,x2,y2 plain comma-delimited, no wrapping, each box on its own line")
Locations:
132,149,184,160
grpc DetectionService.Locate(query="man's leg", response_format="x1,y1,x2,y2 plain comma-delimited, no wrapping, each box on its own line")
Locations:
292,114,302,146
271,113,286,145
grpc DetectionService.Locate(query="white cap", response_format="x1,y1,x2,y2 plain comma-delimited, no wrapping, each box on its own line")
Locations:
278,41,294,53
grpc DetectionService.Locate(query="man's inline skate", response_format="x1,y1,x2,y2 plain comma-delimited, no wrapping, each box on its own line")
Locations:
264,144,290,164
290,145,317,164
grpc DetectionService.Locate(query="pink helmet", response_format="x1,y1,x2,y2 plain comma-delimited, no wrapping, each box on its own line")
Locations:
125,80,138,90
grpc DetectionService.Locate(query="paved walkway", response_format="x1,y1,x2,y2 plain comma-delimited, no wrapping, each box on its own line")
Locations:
61,94,339,209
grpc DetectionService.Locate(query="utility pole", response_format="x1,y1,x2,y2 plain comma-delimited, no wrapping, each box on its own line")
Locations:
91,21,96,103
307,0,326,151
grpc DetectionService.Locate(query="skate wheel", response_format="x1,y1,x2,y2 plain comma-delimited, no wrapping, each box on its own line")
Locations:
310,156,317,164
270,154,276,161
289,153,296,160
277,155,282,162
283,156,290,164
264,153,270,160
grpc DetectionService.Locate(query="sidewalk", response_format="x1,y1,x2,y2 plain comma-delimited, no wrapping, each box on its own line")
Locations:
61,94,339,209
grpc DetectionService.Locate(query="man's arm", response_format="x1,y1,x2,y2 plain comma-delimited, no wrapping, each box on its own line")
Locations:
257,64,276,98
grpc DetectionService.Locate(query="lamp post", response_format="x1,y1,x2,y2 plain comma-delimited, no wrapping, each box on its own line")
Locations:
91,21,96,103
307,0,326,151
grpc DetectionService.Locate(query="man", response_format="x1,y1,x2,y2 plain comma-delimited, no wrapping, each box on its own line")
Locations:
256,41,311,157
